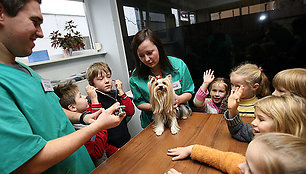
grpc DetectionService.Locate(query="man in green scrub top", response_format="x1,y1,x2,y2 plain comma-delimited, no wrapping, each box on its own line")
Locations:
0,0,125,173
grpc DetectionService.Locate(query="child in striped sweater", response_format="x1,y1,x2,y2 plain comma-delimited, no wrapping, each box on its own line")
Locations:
229,63,270,117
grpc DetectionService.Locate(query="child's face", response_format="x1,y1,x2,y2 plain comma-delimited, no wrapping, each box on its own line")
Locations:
230,73,258,99
93,70,112,92
272,87,290,96
74,90,89,112
251,109,274,136
238,141,265,174
210,82,227,104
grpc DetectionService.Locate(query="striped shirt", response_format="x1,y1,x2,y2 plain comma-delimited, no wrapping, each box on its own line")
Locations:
237,96,258,117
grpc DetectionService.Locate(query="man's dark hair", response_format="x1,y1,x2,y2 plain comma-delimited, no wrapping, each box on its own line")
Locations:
0,0,41,17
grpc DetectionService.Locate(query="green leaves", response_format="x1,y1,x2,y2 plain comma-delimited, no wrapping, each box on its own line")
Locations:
49,20,85,51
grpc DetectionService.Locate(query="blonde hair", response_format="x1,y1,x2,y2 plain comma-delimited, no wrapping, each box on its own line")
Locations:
231,63,270,97
254,94,306,138
86,62,112,86
209,77,231,97
251,133,306,174
272,68,306,98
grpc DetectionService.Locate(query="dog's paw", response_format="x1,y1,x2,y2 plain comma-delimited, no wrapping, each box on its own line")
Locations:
154,127,164,136
182,116,188,119
170,126,180,135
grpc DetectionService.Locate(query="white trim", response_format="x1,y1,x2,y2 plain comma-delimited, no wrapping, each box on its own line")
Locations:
16,51,106,67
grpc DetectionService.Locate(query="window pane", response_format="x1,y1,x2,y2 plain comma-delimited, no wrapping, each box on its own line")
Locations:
34,0,92,56
41,0,85,15
117,0,306,90
123,6,140,36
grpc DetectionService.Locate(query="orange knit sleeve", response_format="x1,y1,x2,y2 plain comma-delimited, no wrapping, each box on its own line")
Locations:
190,144,246,174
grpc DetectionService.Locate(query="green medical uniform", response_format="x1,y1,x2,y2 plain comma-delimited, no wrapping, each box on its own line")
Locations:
130,56,194,128
0,62,95,173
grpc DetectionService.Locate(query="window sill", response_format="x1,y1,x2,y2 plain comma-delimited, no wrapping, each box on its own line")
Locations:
16,50,107,67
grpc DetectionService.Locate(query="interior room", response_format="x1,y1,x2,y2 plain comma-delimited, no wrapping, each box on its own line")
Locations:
4,0,305,173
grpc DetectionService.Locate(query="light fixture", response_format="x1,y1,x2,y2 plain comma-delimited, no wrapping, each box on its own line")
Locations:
259,14,267,21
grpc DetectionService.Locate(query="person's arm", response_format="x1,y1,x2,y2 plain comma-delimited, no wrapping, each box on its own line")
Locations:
115,80,125,97
193,88,209,108
86,85,99,104
167,145,246,174
175,92,192,106
224,110,254,143
63,108,100,124
193,69,215,108
115,79,135,116
119,94,135,116
15,102,123,174
228,86,244,119
190,145,245,174
167,145,193,161
137,102,152,112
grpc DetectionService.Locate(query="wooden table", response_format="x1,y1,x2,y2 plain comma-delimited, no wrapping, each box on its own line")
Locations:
92,112,253,174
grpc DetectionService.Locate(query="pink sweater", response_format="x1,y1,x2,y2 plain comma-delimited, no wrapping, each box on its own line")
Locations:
194,88,219,114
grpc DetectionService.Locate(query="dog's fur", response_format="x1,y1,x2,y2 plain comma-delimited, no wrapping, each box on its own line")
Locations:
148,75,192,136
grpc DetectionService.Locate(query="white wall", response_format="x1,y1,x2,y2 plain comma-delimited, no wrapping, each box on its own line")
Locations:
84,0,130,92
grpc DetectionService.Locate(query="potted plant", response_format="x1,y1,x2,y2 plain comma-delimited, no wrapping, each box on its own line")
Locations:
49,20,85,56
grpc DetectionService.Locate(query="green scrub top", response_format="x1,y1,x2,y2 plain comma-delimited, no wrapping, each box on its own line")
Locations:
130,56,194,128
0,62,95,173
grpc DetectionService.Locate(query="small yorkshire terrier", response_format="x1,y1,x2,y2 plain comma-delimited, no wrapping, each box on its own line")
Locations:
148,75,192,136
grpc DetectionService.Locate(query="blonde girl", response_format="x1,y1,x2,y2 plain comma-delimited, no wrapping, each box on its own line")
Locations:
230,63,270,117
225,89,305,142
193,69,230,114
166,133,306,174
272,68,306,98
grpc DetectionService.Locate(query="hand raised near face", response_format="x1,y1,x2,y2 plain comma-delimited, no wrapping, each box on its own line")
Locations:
86,85,98,104
228,85,244,118
203,69,215,84
114,80,125,96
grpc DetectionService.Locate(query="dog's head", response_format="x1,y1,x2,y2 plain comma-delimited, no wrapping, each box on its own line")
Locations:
148,75,175,113
148,75,172,97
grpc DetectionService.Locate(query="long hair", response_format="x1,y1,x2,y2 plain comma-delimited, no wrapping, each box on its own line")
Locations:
148,75,175,115
131,28,173,78
254,94,306,138
251,133,306,174
272,68,306,98
231,62,270,97
0,0,41,17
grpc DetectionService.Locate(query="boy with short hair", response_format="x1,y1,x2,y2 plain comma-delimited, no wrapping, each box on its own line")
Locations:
86,62,135,147
54,81,118,159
